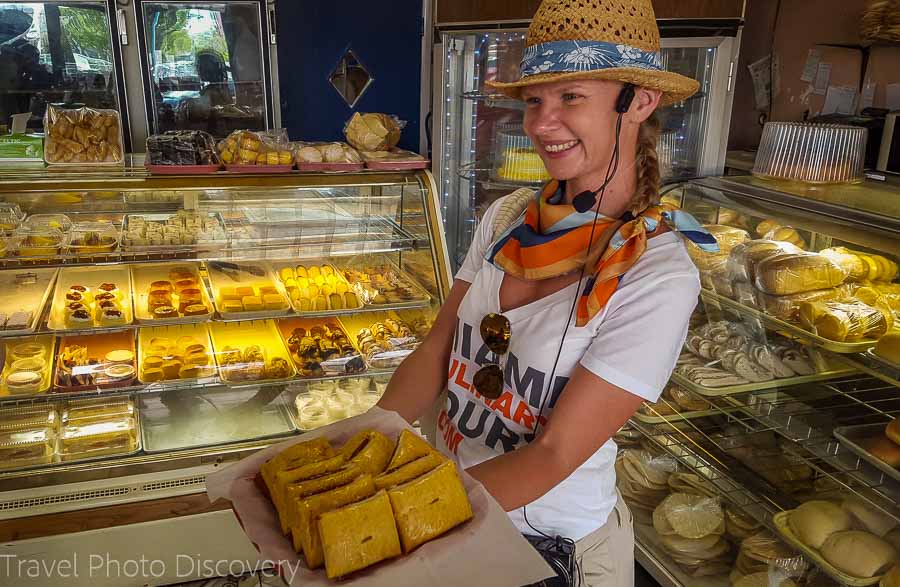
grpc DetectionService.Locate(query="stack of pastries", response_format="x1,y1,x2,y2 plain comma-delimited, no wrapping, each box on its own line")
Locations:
260,429,472,579
285,323,365,377
146,266,209,319
64,282,127,327
279,265,360,312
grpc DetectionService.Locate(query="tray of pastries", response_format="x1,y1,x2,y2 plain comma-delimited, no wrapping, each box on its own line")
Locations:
1,336,56,397
277,318,366,378
209,320,296,385
44,105,124,165
131,263,213,323
340,310,433,369
48,266,133,331
137,323,217,386
833,420,900,484
260,428,473,580
121,210,227,251
66,221,119,256
140,387,294,453
54,331,137,392
206,261,292,320
0,405,57,470
58,397,140,463
633,384,725,424
273,263,361,315
339,259,431,308
0,268,58,336
292,377,386,430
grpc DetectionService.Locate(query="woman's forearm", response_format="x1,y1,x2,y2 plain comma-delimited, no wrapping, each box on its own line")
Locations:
466,440,569,511
378,342,450,423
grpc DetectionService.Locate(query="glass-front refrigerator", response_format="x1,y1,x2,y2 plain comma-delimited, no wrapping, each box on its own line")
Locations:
434,30,740,270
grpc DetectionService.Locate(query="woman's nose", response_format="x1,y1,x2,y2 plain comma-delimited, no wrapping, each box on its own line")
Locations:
526,105,562,136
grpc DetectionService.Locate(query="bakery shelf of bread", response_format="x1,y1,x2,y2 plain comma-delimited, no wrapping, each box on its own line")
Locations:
634,384,736,424
833,421,900,485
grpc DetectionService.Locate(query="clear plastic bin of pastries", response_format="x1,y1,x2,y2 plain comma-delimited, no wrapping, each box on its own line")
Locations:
292,374,390,430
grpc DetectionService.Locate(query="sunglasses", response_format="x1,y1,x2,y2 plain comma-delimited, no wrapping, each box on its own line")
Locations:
473,312,511,400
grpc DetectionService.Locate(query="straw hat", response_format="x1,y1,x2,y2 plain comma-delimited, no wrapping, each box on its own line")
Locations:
488,0,699,105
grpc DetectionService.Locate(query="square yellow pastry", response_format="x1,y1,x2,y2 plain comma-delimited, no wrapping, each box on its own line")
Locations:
375,451,445,491
386,429,435,472
261,437,333,495
387,460,473,553
340,430,395,475
263,293,287,310
242,296,264,311
274,454,346,534
318,490,402,579
283,464,363,535
291,474,376,568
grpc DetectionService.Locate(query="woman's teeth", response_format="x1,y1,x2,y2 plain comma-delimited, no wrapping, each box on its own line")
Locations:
544,140,579,153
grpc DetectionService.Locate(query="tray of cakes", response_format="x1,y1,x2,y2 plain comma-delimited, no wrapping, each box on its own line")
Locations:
57,397,141,463
121,210,227,252
340,310,433,370
137,323,217,387
54,331,137,392
0,336,56,397
140,387,295,453
0,267,58,336
277,318,366,379
47,266,133,331
209,320,296,386
273,263,362,316
0,404,58,470
338,259,431,308
206,261,293,320
131,263,214,324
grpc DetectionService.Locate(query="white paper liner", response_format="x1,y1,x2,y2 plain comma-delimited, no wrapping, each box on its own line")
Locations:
206,407,553,587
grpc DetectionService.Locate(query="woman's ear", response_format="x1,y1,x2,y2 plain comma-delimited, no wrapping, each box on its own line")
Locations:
628,87,662,123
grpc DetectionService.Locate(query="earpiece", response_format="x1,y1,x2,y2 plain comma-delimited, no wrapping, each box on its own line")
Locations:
615,83,636,114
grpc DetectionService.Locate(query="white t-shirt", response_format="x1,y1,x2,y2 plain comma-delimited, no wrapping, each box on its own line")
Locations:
436,195,700,540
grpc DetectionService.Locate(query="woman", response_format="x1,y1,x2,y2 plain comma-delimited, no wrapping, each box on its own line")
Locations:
380,0,715,584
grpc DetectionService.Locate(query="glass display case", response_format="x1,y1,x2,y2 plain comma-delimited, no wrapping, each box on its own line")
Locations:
619,176,900,587
0,168,449,509
434,30,739,270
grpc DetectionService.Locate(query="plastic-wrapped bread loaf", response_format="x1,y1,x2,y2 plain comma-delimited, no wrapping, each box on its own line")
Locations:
726,240,803,284
686,225,749,271
753,252,849,295
758,285,854,322
762,226,807,250
820,246,899,282
798,300,894,341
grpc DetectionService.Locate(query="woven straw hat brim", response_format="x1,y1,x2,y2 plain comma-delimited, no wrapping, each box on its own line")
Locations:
487,67,700,106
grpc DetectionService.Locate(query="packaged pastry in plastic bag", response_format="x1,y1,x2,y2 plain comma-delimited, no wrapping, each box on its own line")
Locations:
146,130,220,166
820,246,899,282
344,112,403,152
727,240,803,284
655,493,725,539
44,105,123,165
686,224,749,271
294,141,362,164
798,299,894,341
754,252,850,296
217,129,293,165
872,281,900,311
758,285,855,322
762,225,807,250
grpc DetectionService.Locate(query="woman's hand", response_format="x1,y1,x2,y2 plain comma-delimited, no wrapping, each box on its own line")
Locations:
466,364,644,511
377,279,471,423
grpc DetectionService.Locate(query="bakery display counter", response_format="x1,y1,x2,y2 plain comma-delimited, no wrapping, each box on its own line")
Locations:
0,168,449,507
624,176,900,587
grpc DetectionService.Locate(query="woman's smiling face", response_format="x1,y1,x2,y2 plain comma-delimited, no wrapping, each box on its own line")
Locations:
522,79,625,184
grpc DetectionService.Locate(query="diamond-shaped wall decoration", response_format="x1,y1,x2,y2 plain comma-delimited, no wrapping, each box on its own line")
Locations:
329,48,373,108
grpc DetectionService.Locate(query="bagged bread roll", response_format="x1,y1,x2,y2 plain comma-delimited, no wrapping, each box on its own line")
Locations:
788,500,852,549
763,226,807,250
758,285,853,322
821,246,898,282
872,282,900,311
344,112,402,152
755,218,781,238
820,530,898,578
875,332,900,365
727,240,803,284
686,225,749,271
754,252,849,295
798,300,894,341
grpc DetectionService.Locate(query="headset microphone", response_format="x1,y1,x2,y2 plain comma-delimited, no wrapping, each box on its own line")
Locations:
570,83,636,214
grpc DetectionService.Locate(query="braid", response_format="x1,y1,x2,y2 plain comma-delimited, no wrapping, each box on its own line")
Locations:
630,112,662,214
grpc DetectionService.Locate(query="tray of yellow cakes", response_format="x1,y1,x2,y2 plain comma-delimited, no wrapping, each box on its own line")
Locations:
137,323,217,387
205,408,553,586
131,262,214,324
47,266,133,332
206,261,293,320
0,397,140,471
0,336,56,397
273,262,362,315
209,320,296,386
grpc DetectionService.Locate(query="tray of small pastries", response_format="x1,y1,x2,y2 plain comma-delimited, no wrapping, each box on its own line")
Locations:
339,310,433,370
338,259,431,309
273,263,362,316
55,330,138,392
47,266,133,331
131,263,214,324
277,318,366,379
137,323,217,387
0,397,140,470
209,320,296,386
121,210,227,252
206,261,293,321
0,268,58,337
0,336,56,396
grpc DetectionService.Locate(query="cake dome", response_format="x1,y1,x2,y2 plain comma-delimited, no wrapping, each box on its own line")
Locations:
752,122,867,184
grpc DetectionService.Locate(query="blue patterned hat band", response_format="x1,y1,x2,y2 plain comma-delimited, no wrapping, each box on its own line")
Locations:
521,39,663,77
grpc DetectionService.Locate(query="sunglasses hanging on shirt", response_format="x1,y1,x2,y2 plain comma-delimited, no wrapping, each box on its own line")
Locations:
472,312,512,400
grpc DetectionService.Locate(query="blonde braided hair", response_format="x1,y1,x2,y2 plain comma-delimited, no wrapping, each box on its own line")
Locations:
629,112,662,215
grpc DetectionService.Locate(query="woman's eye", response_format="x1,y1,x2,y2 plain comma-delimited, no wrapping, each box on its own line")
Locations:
562,93,580,102
525,97,541,106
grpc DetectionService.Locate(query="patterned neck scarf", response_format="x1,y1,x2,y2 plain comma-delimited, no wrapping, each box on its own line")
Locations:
486,180,718,326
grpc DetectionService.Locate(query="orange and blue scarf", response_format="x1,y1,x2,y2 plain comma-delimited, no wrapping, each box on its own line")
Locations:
486,180,718,326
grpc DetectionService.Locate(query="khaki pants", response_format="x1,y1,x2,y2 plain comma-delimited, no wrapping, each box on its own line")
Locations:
575,491,635,587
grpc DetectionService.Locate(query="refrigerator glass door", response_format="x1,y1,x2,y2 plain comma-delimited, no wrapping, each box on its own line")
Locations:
436,31,735,270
